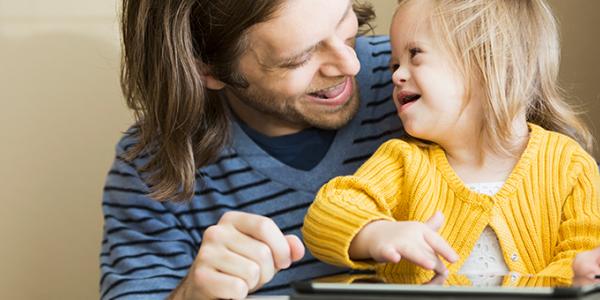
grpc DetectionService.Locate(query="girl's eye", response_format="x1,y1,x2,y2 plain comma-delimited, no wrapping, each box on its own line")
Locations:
389,63,400,72
409,47,422,59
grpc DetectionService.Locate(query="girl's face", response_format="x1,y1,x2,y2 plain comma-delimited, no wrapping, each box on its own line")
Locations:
389,1,483,146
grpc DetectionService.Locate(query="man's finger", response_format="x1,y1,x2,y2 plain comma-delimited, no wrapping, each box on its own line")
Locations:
285,235,306,263
222,230,277,287
192,266,249,300
219,211,292,269
200,243,264,291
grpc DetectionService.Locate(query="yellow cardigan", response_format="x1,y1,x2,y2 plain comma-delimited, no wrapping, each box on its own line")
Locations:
303,124,600,282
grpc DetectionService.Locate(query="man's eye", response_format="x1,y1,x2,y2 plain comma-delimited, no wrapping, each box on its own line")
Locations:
285,59,310,69
389,63,400,72
409,47,422,58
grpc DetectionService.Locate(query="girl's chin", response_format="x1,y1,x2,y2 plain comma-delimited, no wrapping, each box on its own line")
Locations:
402,123,430,141
399,118,416,134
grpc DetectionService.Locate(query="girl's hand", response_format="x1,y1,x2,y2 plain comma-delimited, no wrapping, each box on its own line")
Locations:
573,247,600,279
350,212,459,275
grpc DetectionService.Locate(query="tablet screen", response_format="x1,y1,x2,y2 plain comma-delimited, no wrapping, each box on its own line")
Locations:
293,272,600,298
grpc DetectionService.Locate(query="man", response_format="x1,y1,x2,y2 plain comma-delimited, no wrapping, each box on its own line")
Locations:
100,0,401,299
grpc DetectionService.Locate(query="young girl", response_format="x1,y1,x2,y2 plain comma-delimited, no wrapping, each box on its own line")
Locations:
303,0,600,284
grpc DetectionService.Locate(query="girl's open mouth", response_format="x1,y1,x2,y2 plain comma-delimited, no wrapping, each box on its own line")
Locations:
399,93,421,105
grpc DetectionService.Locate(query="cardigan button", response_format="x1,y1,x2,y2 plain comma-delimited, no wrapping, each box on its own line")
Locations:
511,253,519,262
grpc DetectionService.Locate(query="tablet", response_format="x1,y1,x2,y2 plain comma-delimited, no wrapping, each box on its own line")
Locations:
292,272,600,298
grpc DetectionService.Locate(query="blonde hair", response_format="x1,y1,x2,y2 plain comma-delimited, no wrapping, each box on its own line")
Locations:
398,0,593,155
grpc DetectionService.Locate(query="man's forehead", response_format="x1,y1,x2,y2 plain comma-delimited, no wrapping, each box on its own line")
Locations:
248,23,314,63
247,0,351,64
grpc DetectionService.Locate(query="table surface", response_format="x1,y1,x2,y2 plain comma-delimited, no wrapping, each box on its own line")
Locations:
246,293,600,300
246,295,600,300
246,290,600,300
288,293,600,300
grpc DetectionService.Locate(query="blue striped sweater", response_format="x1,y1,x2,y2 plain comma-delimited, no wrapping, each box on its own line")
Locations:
100,35,400,300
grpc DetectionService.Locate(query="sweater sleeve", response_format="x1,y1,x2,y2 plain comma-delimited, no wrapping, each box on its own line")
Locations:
302,140,411,269
536,149,600,281
100,145,195,300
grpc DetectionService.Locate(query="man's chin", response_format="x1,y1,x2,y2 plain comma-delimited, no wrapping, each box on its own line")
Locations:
301,92,360,130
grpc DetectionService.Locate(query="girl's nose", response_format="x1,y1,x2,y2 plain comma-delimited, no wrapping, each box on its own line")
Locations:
392,64,409,85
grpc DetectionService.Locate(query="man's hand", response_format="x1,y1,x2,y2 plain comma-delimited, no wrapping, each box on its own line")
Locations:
349,212,459,275
573,247,600,279
170,211,305,300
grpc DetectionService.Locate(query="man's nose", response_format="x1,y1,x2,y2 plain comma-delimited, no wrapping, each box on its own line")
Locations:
319,39,360,77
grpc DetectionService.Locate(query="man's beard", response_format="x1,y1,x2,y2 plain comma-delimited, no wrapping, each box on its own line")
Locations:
225,79,361,130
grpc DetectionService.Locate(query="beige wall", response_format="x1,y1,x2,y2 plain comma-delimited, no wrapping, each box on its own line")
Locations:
1,1,598,299
551,0,600,157
0,1,130,299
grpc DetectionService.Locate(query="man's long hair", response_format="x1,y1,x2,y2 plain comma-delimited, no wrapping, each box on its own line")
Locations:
120,0,376,201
